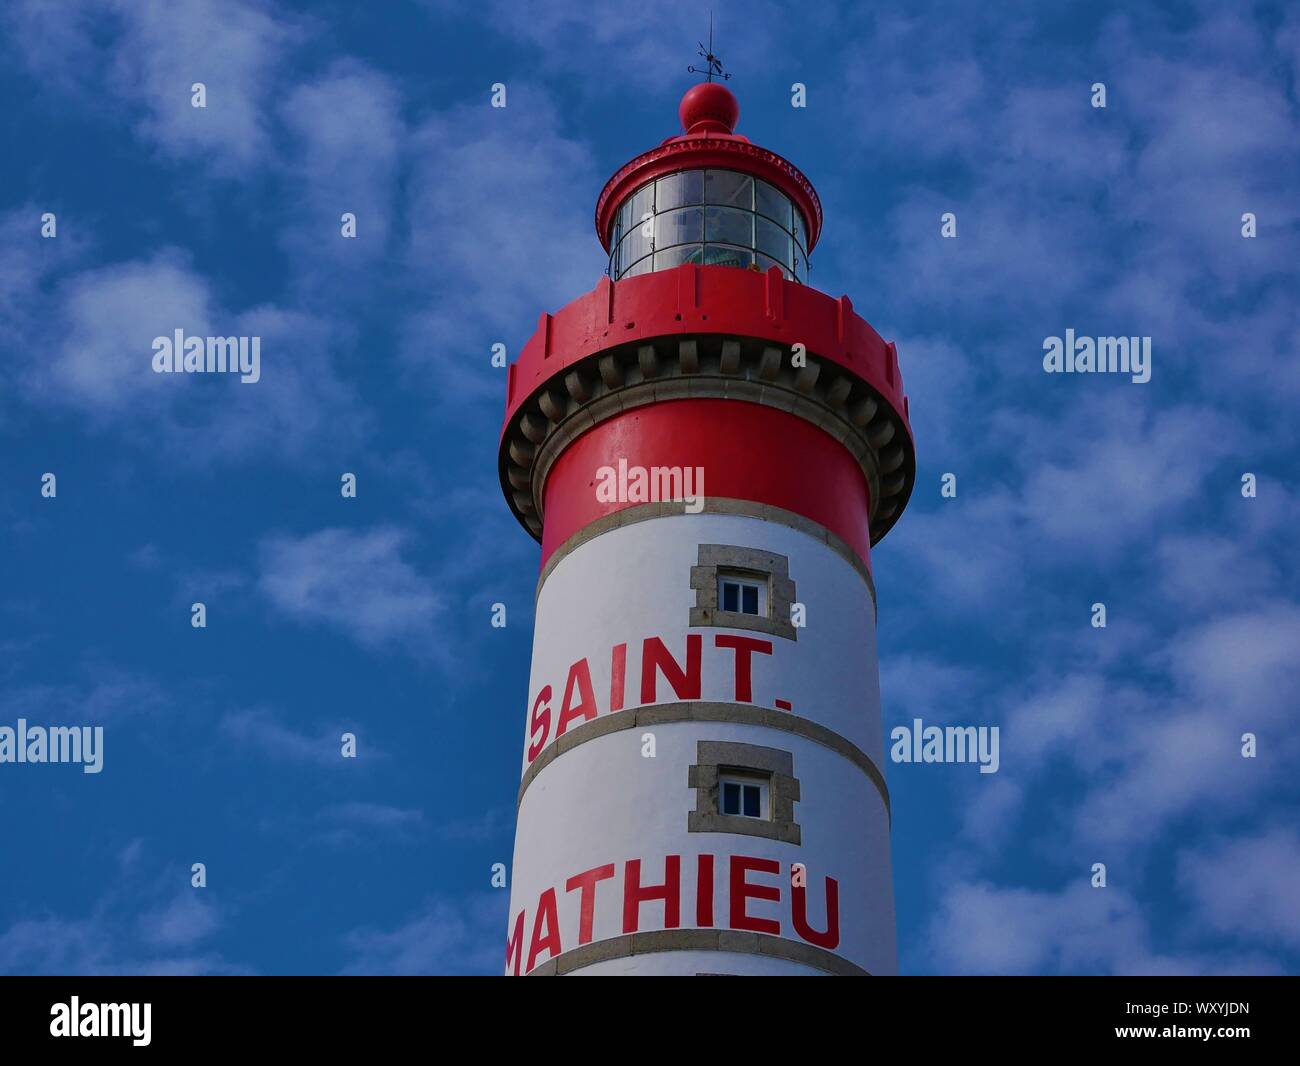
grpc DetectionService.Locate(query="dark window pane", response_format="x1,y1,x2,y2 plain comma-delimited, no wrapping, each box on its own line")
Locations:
705,170,752,208
611,223,626,273
793,209,807,251
621,254,652,279
629,183,655,223
655,206,704,247
705,206,752,246
755,253,792,280
654,245,703,271
756,216,792,267
723,782,741,815
742,585,758,615
743,785,760,818
703,244,754,270
619,225,652,271
755,180,792,228
657,170,704,210
722,582,739,612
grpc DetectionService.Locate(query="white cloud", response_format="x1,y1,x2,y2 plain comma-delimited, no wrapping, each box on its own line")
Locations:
1010,604,1300,852
278,60,404,290
1,665,171,725
257,527,442,655
398,85,604,403
7,0,302,174
0,852,248,975
429,0,790,93
220,706,372,766
879,653,991,726
139,892,222,950
1177,828,1300,950
924,878,1281,975
1155,532,1280,613
341,894,506,975
40,251,212,411
21,252,369,463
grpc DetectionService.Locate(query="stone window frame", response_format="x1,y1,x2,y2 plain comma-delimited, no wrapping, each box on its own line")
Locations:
687,740,801,845
689,544,797,641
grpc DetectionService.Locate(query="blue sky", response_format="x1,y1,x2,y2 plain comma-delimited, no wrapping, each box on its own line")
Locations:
1,0,1297,975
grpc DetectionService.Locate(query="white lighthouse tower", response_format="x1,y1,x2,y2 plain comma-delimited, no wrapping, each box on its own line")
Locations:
497,79,915,976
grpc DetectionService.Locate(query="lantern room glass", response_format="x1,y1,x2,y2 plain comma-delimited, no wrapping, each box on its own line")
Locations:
609,169,809,284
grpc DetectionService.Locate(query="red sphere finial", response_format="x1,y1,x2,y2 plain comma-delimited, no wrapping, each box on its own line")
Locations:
679,82,739,134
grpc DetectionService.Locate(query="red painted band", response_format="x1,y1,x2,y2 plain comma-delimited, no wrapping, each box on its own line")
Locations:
539,398,873,571
502,265,911,444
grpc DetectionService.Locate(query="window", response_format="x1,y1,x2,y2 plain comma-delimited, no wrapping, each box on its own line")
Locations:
688,741,802,844
722,574,759,616
690,545,797,642
654,245,702,271
704,205,753,246
755,178,792,229
609,169,809,283
720,774,768,819
628,184,654,228
702,244,753,270
719,574,764,616
655,169,704,211
755,215,792,264
622,254,652,279
616,223,653,273
705,169,752,209
655,206,704,247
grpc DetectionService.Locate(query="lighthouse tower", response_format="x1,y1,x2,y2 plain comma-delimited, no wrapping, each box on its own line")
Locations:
498,80,915,976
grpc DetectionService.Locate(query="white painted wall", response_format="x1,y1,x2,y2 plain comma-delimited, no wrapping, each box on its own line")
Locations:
522,512,884,768
574,952,829,976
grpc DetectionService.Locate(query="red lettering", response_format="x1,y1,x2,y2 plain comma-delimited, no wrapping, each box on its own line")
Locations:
622,855,681,933
526,888,562,972
610,642,627,712
713,634,773,703
640,635,701,704
696,853,715,927
505,907,526,976
556,658,597,736
730,855,781,934
565,863,616,945
792,875,841,949
526,685,552,763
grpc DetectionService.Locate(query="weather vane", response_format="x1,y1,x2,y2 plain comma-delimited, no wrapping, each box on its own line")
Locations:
687,13,730,82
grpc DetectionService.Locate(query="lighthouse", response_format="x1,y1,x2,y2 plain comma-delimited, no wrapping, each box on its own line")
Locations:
498,78,916,976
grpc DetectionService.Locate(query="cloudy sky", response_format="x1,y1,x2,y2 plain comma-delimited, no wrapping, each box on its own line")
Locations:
1,0,1297,975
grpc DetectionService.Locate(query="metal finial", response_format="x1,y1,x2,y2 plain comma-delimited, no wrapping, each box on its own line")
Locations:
687,13,730,82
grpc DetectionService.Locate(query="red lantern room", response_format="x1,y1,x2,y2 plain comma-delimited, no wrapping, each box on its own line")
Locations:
499,80,915,572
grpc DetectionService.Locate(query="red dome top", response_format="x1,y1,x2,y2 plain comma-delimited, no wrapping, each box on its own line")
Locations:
594,85,824,253
678,82,739,134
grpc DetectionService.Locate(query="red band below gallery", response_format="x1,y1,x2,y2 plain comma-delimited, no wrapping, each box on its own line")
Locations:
538,398,876,569
506,853,840,975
